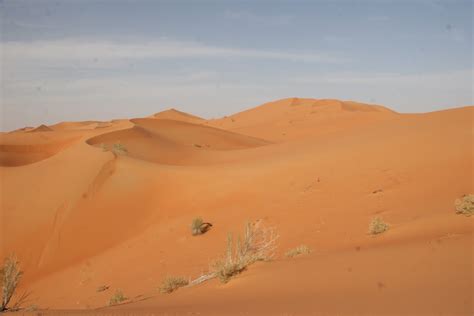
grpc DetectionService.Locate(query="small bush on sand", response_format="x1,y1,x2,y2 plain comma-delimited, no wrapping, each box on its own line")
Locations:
111,143,127,156
369,217,389,235
212,221,278,283
285,245,311,258
191,217,212,236
0,255,23,312
108,290,126,306
455,194,474,216
159,276,189,294
100,143,127,155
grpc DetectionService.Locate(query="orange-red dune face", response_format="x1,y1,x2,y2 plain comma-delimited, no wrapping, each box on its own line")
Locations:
207,98,398,141
0,132,82,166
86,118,269,165
0,99,473,315
149,108,205,124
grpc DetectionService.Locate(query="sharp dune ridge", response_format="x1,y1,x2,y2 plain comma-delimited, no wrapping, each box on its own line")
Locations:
0,98,472,315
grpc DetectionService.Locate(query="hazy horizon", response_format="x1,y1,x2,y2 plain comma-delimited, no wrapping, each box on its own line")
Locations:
1,0,472,131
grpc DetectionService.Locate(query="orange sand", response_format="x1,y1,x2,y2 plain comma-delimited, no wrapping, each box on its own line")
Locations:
0,98,472,315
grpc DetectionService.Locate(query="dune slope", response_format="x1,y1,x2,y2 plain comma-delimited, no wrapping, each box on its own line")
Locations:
0,99,472,315
207,97,398,141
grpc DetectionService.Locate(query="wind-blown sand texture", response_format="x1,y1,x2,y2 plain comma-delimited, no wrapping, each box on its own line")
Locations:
0,98,472,315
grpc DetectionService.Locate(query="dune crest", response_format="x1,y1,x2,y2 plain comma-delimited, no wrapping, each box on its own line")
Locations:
150,108,204,124
86,118,269,165
207,98,398,141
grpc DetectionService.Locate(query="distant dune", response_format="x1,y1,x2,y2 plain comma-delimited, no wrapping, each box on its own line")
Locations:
150,108,205,124
0,98,472,315
207,98,398,141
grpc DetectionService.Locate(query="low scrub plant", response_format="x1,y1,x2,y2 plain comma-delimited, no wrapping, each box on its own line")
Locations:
159,276,189,294
111,143,127,156
211,221,278,283
108,290,126,306
285,245,311,258
99,142,127,156
191,217,212,236
0,255,23,312
369,217,389,235
455,194,474,216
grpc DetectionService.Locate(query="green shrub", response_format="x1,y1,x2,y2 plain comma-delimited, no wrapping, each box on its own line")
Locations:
455,194,474,216
369,217,389,235
0,255,23,312
108,290,126,306
285,245,311,258
159,276,189,294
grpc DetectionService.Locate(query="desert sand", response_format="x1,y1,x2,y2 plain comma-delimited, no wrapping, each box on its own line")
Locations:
0,98,472,315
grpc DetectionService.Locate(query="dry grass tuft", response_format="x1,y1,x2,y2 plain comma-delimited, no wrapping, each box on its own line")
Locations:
1,255,23,312
108,290,126,306
159,276,189,294
285,245,311,258
100,143,127,155
211,221,278,283
191,217,212,236
455,194,474,216
369,217,389,235
111,143,127,156
96,285,109,292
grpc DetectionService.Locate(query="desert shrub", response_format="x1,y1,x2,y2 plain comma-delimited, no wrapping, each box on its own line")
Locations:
285,245,311,258
0,255,23,312
108,290,126,306
96,285,109,292
455,194,474,216
99,142,127,155
369,217,389,235
111,143,127,156
211,221,278,283
191,217,212,236
159,276,189,294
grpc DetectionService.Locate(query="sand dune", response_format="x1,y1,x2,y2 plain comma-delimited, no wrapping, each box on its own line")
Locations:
150,108,205,124
0,131,82,166
28,125,54,133
86,118,269,165
207,98,398,141
0,99,472,315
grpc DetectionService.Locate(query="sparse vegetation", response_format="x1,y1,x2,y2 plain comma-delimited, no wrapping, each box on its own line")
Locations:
369,217,389,235
108,290,126,306
211,221,278,283
159,276,189,294
0,255,23,312
191,217,212,236
111,143,127,155
96,285,109,292
285,245,311,258
99,142,127,155
455,194,474,216
24,305,38,312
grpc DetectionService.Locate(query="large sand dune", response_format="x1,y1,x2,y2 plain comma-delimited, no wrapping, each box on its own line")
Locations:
0,99,472,315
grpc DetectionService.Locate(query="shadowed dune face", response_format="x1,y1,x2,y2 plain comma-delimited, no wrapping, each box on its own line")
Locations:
0,132,82,166
0,99,473,314
86,119,270,165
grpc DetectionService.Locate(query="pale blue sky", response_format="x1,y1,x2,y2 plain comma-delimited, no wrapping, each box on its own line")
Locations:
1,0,472,131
